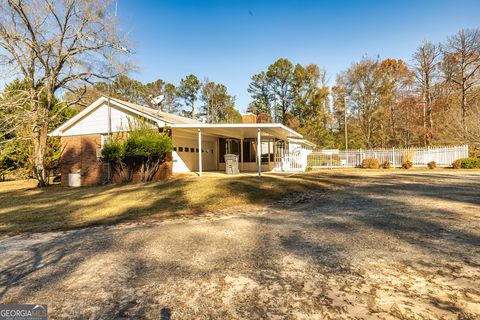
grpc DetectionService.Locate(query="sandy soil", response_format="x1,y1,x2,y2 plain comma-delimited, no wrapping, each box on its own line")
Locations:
0,172,479,319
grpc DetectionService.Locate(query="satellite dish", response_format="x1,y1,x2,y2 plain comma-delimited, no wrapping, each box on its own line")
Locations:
150,95,164,106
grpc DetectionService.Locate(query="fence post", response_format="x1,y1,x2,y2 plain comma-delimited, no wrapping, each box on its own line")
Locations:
392,147,395,168
359,148,362,167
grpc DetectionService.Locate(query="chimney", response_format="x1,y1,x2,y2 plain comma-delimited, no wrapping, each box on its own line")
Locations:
241,112,257,124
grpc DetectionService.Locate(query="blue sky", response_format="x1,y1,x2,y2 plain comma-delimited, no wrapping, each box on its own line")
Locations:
118,0,480,112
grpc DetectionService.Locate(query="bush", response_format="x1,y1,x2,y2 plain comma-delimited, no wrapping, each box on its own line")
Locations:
362,158,380,169
102,118,173,183
402,160,413,169
382,161,391,169
402,149,414,164
453,157,480,169
427,161,437,169
452,159,462,169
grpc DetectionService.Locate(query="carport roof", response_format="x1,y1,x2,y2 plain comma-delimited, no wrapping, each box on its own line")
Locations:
170,123,303,140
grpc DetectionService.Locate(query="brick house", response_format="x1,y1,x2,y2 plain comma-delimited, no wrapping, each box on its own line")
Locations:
49,96,314,187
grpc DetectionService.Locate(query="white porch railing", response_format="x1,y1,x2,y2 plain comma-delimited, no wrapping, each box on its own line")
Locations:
273,152,307,172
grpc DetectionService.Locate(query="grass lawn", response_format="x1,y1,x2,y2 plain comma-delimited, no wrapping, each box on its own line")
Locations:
1,168,478,235
0,173,319,234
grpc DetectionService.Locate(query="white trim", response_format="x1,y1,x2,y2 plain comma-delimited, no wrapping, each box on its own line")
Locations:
49,97,170,136
170,123,303,138
288,138,316,148
49,96,107,136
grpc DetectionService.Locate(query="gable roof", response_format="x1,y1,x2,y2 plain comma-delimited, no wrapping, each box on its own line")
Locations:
108,97,200,125
49,96,199,136
49,96,312,143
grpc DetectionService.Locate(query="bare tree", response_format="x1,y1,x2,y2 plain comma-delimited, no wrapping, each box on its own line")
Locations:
412,40,440,146
442,29,480,138
0,0,131,186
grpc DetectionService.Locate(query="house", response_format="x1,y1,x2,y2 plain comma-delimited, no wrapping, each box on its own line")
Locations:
49,96,314,186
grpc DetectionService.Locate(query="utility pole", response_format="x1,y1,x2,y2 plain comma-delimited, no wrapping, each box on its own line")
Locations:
344,96,348,151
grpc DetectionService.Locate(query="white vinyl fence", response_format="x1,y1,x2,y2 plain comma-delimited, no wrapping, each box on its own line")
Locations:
274,152,307,172
308,145,469,169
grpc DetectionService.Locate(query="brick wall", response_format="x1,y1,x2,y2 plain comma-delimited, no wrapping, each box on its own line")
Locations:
60,134,104,187
60,134,173,187
241,113,257,124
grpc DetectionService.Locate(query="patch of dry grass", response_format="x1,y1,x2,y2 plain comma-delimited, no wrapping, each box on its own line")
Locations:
0,173,318,234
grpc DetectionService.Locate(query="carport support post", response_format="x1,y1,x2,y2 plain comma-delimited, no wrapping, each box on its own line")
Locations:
198,128,202,177
240,138,244,171
257,128,261,177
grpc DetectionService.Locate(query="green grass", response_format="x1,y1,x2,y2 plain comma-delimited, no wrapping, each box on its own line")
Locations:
0,173,319,235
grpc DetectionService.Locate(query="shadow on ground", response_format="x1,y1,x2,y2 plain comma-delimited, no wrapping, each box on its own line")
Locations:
0,171,479,318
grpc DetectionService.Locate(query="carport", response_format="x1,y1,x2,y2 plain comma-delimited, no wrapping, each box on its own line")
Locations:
169,123,303,177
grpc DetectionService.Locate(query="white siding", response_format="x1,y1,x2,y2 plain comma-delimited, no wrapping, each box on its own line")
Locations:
61,103,166,136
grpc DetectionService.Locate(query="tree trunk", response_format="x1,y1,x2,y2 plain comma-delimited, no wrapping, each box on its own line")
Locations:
32,121,49,187
191,97,195,118
461,85,468,137
423,96,427,146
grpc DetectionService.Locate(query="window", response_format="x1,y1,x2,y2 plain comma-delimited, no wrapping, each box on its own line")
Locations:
241,139,275,163
190,147,195,153
173,147,177,152
242,140,256,163
178,147,184,152
219,138,240,163
261,141,270,163
100,134,111,149
184,147,189,152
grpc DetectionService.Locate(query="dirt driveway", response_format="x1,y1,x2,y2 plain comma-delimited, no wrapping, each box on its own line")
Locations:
1,172,479,319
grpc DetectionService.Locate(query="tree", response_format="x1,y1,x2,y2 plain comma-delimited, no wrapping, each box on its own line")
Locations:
144,79,166,108
200,80,237,123
177,74,201,118
110,75,146,105
378,59,415,146
412,41,440,145
247,72,272,115
0,0,131,186
161,83,178,113
339,57,385,148
266,58,294,124
442,29,480,138
1,79,78,180
222,106,243,124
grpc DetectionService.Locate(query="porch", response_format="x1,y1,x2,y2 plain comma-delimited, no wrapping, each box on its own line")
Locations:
169,123,311,176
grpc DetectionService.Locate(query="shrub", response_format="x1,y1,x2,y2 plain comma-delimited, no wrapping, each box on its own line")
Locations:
362,158,380,169
402,149,414,164
453,157,480,169
427,161,437,169
102,118,173,183
101,141,127,182
452,159,462,169
402,160,413,169
382,161,391,169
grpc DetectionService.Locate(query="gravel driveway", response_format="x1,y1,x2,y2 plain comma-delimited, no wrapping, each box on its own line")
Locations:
1,172,479,319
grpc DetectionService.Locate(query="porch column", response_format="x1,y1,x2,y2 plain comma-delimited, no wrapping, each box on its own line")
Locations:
257,128,261,177
198,128,202,176
240,138,244,171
